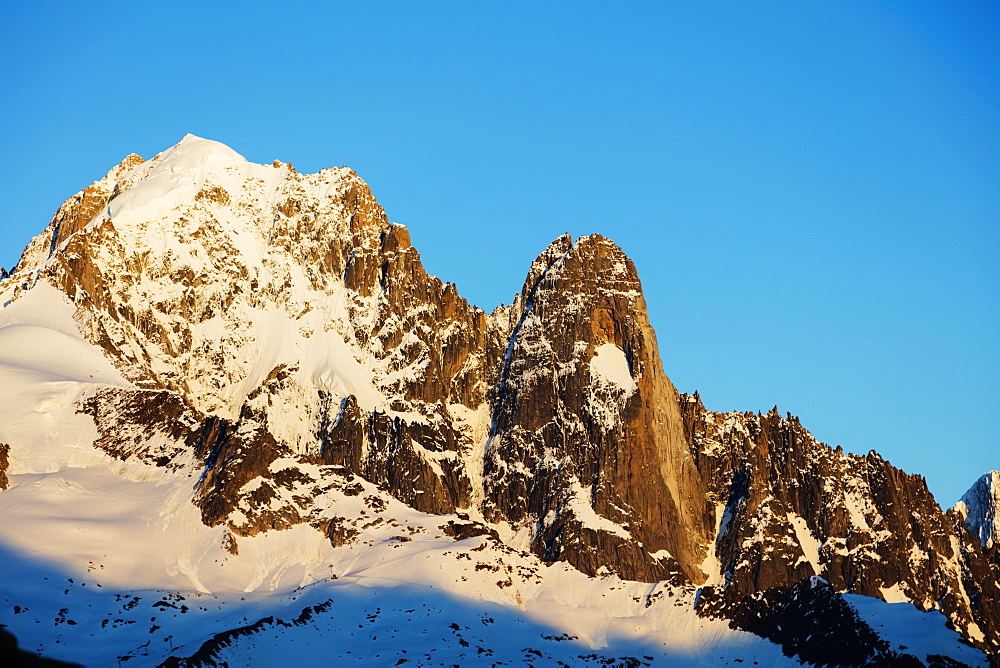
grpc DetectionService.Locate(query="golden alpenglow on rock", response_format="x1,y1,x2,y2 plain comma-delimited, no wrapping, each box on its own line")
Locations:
0,136,995,667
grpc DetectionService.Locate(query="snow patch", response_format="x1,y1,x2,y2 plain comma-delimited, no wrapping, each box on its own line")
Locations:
700,503,728,586
786,512,822,576
0,282,132,474
566,481,632,539
590,343,636,394
878,582,910,604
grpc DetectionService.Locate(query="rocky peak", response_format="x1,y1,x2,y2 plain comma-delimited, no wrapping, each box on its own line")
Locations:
483,232,712,583
6,136,407,421
957,471,1000,557
1,136,997,665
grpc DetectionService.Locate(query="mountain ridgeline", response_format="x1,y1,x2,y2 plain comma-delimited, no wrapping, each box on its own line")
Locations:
1,136,996,665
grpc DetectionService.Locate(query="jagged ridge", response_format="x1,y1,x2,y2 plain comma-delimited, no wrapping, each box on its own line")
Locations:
0,135,996,665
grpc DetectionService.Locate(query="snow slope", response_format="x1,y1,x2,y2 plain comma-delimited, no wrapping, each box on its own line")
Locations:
0,282,132,474
0,135,993,667
0,162,794,663
846,594,989,667
0,452,800,666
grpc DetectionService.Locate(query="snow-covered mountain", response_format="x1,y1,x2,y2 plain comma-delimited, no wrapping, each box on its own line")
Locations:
0,135,996,667
957,472,1000,565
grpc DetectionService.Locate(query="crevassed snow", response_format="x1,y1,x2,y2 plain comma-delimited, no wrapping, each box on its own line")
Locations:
590,343,636,393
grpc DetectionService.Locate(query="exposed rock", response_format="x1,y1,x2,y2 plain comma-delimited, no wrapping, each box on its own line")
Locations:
0,443,8,490
483,234,712,583
221,531,239,556
441,520,499,542
317,394,472,516
79,388,203,469
957,471,1000,569
680,393,1000,660
3,135,996,664
324,517,360,547
699,576,917,666
158,601,333,668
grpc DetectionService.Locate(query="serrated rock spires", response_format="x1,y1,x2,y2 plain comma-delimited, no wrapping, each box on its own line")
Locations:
681,395,1000,658
1,135,997,664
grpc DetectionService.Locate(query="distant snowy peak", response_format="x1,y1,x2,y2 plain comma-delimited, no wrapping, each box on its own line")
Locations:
956,471,1000,550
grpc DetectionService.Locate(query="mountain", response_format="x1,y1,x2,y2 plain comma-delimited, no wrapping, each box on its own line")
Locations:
957,472,1000,567
0,135,996,667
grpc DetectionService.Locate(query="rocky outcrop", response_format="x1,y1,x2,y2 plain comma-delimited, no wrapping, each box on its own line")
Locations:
680,394,1000,660
0,443,8,491
80,388,203,469
482,234,712,583
316,394,473,516
3,135,996,664
699,577,910,667
158,600,333,668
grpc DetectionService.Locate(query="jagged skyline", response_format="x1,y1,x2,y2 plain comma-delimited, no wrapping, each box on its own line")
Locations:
0,135,994,665
1,2,996,505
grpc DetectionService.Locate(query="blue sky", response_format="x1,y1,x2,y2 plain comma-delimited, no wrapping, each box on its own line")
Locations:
2,1,997,504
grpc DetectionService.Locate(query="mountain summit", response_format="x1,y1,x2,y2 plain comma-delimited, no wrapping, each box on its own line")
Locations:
0,136,996,666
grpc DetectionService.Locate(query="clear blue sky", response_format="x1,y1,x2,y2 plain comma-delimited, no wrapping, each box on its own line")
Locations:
2,1,997,504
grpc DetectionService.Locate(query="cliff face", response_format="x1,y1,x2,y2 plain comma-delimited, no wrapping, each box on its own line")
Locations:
681,395,1000,659
482,233,712,583
1,135,996,664
958,472,1000,571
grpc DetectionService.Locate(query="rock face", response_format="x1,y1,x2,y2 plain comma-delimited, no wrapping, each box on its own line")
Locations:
483,234,712,583
1,135,996,664
957,472,1000,569
680,396,1000,659
0,443,8,491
